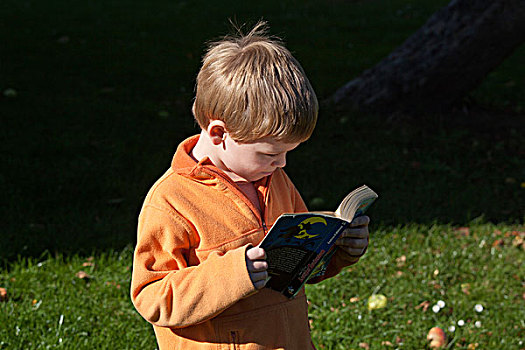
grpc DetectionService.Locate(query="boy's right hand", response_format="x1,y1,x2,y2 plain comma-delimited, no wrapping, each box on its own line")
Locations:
245,247,268,290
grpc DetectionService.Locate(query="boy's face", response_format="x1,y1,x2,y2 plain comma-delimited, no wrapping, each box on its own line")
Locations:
220,135,300,182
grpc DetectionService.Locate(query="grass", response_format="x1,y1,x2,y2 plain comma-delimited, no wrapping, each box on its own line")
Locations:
1,0,524,348
306,222,524,349
1,223,523,349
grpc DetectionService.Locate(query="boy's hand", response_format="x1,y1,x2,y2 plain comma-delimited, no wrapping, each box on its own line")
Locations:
335,215,370,260
245,247,268,290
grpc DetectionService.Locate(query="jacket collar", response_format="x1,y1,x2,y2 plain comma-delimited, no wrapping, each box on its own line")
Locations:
173,134,251,182
171,135,272,188
171,135,200,171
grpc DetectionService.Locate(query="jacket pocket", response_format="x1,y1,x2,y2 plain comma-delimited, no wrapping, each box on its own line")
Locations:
217,303,290,350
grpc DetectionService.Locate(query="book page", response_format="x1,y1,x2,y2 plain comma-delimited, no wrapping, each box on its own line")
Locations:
334,185,378,222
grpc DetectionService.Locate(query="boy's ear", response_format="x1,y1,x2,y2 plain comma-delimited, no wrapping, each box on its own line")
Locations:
207,120,227,146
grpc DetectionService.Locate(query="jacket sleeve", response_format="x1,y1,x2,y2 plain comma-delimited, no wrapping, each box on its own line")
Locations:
130,204,256,328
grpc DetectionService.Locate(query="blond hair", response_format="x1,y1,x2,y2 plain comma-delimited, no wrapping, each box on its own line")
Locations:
193,21,318,143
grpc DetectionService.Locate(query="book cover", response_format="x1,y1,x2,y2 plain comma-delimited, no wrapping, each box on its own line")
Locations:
258,185,378,298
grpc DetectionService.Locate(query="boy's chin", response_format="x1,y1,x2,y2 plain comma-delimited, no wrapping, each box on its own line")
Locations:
252,171,274,181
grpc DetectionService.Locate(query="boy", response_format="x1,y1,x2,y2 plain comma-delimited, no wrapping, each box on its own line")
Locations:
130,22,370,349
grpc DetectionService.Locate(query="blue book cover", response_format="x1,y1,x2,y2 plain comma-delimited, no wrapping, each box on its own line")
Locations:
258,185,378,298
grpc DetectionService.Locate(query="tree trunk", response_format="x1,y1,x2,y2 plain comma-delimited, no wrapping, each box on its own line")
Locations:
330,0,525,114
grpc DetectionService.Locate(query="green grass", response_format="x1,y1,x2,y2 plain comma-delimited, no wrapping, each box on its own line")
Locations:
1,0,524,348
0,247,154,348
1,223,523,349
306,222,524,349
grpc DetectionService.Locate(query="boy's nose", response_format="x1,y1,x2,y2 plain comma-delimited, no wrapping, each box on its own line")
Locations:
272,154,286,168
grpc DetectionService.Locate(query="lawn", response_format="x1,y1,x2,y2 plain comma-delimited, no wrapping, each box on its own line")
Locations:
1,0,524,348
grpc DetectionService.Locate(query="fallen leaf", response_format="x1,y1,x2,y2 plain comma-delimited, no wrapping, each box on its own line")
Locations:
455,227,470,236
416,300,431,312
82,262,95,267
76,271,91,280
461,283,471,295
359,342,370,350
350,297,360,303
381,341,394,347
512,233,524,249
0,287,7,302
396,255,407,266
492,239,504,248
105,281,121,289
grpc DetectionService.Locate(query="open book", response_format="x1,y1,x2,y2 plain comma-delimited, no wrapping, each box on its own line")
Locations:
258,185,378,298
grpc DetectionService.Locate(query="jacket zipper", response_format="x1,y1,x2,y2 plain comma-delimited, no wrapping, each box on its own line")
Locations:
230,331,239,350
200,167,271,234
259,177,271,235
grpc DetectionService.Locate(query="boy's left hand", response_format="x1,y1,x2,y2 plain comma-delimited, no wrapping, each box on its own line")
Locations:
335,215,370,260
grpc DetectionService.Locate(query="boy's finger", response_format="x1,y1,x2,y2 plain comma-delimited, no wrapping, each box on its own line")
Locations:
246,247,267,261
248,260,268,272
340,227,369,239
341,246,367,258
349,215,370,227
250,271,268,287
337,237,368,249
252,278,268,290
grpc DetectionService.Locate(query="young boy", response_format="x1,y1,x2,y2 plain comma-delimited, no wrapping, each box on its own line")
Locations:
130,22,370,350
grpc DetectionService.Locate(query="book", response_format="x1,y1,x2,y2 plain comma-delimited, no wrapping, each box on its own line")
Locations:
258,185,378,298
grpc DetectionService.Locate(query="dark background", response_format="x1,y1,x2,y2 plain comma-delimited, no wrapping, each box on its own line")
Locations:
2,0,524,262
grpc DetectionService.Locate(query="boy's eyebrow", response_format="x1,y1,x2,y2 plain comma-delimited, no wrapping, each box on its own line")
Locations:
260,144,299,153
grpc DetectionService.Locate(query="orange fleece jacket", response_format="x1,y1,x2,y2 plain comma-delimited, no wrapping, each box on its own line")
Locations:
130,135,358,349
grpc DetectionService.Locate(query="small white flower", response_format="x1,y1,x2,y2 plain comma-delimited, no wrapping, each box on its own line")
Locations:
432,304,441,313
475,321,482,328
458,320,465,326
437,300,445,308
448,325,456,332
474,304,484,312
357,314,362,320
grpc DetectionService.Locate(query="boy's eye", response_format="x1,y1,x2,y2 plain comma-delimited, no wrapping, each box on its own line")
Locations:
263,153,279,157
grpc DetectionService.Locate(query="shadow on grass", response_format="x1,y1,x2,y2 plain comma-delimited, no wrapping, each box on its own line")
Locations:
3,102,523,263
1,0,523,262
